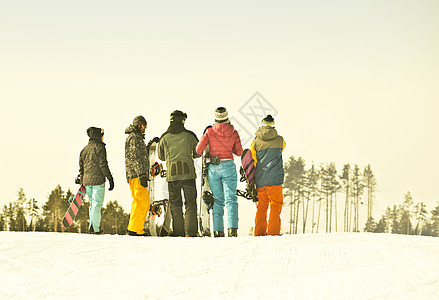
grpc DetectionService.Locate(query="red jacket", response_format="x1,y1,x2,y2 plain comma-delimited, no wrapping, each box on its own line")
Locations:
196,123,243,160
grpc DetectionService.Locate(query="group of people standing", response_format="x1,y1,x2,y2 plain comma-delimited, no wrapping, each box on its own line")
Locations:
78,107,285,237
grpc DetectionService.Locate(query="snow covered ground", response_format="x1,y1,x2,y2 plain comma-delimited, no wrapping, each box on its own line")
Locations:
1,232,438,299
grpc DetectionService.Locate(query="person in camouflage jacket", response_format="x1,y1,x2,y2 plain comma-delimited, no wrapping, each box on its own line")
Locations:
79,127,114,234
125,115,151,236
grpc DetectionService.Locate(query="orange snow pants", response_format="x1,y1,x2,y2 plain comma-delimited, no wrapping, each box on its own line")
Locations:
254,185,283,236
127,177,150,235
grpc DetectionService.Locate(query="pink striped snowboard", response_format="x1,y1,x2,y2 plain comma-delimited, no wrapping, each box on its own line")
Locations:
240,149,258,203
62,185,86,228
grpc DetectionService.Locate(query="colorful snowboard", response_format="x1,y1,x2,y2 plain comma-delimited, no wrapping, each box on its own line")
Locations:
144,137,172,236
62,185,87,228
198,144,219,237
240,149,258,203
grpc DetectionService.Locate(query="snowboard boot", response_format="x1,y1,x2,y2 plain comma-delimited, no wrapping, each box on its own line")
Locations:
127,230,148,236
228,228,238,237
214,231,225,237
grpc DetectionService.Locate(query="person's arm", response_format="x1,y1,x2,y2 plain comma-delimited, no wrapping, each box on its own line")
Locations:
249,140,258,165
196,132,209,156
232,131,243,157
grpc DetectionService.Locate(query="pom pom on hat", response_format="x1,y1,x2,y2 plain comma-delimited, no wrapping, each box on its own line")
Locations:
262,115,275,126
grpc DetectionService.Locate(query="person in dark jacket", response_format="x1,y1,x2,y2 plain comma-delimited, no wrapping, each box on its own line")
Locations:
250,115,285,236
158,110,201,237
196,107,243,237
79,127,114,234
125,116,150,236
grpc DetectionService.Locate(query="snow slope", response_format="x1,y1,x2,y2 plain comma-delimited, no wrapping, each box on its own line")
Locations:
1,232,438,299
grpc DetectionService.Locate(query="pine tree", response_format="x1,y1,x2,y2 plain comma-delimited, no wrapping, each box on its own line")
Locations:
340,164,351,232
351,165,363,232
364,217,377,232
283,156,305,234
429,202,439,237
42,185,67,232
363,165,377,232
27,198,40,232
16,188,27,231
374,216,387,233
102,200,130,235
0,211,5,231
308,164,320,233
413,202,428,235
402,191,414,235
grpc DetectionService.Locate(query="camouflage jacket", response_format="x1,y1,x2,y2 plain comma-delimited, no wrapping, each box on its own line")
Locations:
125,125,149,182
79,139,112,186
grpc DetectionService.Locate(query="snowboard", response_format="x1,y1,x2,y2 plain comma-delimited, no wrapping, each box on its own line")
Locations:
198,145,219,237
239,149,258,203
62,185,87,228
144,137,172,236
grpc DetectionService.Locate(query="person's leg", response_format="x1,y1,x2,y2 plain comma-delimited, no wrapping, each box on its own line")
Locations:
208,164,225,233
168,180,185,237
127,178,150,235
254,186,269,236
89,183,105,232
267,185,284,236
222,161,238,233
181,179,198,237
85,185,94,232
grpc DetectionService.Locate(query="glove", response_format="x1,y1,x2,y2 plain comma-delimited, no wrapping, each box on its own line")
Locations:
139,175,149,188
75,174,81,185
108,176,114,191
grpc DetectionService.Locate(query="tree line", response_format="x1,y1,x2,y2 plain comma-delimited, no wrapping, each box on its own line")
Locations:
0,186,129,234
1,156,439,237
282,156,439,237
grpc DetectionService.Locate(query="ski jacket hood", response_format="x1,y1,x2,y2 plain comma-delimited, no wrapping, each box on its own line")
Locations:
125,125,144,137
196,123,243,160
211,122,236,137
255,126,278,141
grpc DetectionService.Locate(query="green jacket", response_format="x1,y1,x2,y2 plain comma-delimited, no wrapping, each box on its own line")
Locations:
158,122,201,182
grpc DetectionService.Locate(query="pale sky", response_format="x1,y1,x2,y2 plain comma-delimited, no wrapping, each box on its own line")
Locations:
1,1,438,232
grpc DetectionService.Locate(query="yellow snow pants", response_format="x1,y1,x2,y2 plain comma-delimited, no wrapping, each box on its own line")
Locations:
127,177,150,235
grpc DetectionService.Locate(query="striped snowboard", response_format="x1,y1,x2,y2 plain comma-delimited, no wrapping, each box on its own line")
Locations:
240,149,258,202
62,185,87,228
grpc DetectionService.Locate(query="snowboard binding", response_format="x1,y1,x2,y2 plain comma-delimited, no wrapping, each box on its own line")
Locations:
203,155,220,166
150,162,167,178
202,191,215,211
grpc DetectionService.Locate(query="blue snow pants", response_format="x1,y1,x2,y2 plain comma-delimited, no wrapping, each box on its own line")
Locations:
85,183,105,232
208,160,238,231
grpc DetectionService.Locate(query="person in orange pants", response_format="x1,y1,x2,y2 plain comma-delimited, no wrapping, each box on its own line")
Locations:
250,115,286,236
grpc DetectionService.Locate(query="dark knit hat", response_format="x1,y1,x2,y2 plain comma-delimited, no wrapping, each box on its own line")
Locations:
215,107,229,123
133,115,147,127
87,127,104,139
170,110,187,123
262,115,275,126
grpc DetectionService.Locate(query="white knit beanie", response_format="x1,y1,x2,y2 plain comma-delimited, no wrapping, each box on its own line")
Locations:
215,107,229,123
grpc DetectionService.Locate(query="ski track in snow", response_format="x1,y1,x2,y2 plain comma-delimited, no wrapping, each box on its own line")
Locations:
1,232,439,299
